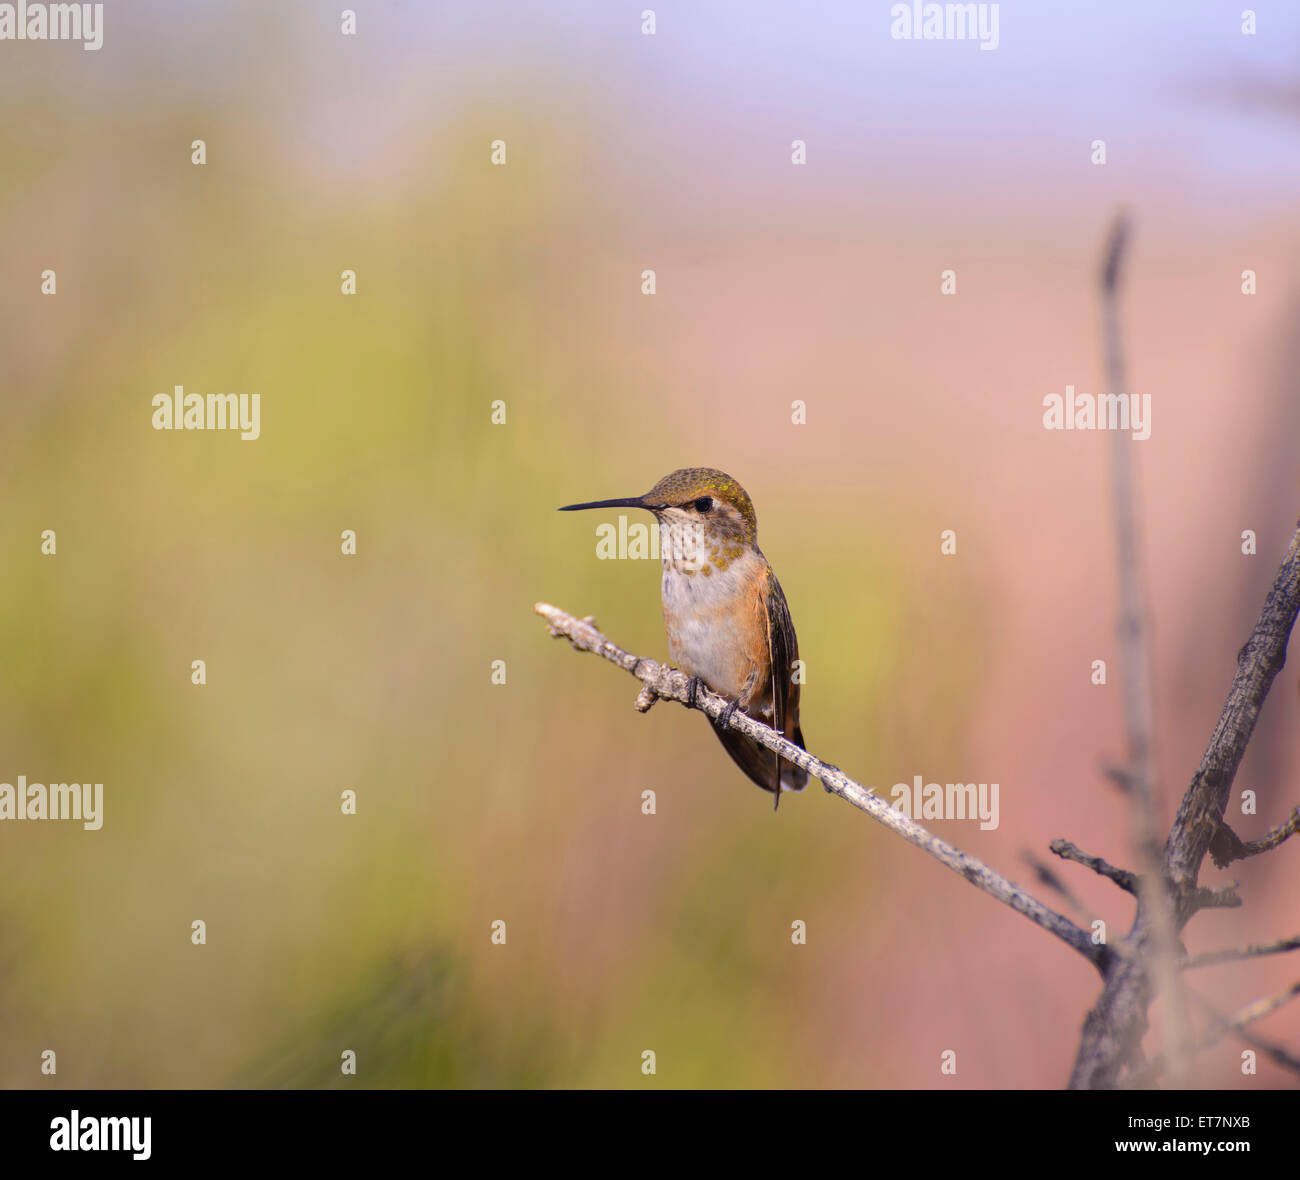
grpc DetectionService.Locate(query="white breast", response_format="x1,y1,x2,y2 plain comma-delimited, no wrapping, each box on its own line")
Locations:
659,545,765,703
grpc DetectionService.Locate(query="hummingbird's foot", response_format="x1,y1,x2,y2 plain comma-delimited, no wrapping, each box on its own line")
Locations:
718,699,741,730
685,675,706,709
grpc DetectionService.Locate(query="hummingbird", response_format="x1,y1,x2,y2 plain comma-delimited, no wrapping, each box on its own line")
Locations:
560,467,808,808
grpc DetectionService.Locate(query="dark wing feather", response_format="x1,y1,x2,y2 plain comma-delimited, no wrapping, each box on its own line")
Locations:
764,570,808,795
708,565,808,801
711,722,784,796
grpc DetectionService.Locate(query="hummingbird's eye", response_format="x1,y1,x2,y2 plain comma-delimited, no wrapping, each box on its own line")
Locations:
693,496,713,513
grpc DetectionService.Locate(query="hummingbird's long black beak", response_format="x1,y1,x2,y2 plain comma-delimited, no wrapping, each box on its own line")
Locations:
558,496,649,512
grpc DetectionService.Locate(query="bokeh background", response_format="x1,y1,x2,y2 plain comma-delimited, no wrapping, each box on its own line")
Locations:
1,0,1298,1088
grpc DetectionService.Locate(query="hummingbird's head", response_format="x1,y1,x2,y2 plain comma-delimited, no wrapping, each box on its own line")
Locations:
559,467,757,545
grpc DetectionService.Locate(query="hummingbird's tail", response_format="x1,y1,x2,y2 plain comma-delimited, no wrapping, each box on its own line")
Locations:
783,724,809,791
777,724,810,807
709,718,808,805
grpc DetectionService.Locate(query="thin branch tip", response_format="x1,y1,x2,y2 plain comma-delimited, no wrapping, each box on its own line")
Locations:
1050,838,1139,896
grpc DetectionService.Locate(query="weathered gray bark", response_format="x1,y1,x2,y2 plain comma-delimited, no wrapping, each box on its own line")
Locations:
1067,521,1300,1087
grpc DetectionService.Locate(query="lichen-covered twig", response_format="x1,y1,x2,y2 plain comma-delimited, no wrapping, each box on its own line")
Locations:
1209,804,1300,868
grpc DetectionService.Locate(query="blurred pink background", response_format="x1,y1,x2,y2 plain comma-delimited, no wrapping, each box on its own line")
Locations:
0,1,1296,1088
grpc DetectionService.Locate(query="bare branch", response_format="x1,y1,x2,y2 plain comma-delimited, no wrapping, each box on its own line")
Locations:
1101,208,1190,1084
1164,529,1300,896
1022,850,1092,919
1216,979,1300,1027
535,601,1110,974
1210,804,1300,868
1210,1023,1300,1079
1181,933,1300,971
1050,838,1139,896
1101,763,1135,795
1188,882,1243,911
1070,211,1300,1088
1070,514,1300,1088
1129,982,1300,1085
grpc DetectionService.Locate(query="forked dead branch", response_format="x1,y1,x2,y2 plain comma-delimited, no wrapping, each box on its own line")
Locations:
1070,212,1300,1088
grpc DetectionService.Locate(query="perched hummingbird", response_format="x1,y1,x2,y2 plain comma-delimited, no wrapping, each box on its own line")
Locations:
560,467,808,807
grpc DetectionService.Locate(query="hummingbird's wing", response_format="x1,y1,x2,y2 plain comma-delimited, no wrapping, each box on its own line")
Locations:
710,717,787,797
763,570,809,798
708,566,808,803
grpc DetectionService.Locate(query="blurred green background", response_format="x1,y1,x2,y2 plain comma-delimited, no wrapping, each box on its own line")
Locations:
1,2,1298,1088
